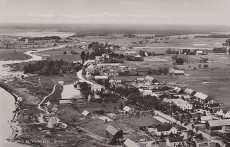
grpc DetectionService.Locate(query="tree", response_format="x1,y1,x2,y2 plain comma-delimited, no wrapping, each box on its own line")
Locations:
203,64,209,68
198,64,201,68
175,58,184,65
63,51,67,55
80,51,86,63
119,103,124,110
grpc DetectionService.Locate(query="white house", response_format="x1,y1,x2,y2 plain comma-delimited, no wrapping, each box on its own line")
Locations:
124,138,140,147
136,78,145,84
94,76,108,80
148,125,178,136
139,89,153,96
200,116,213,123
196,50,204,55
125,51,137,57
166,136,185,147
194,92,209,103
174,86,182,93
82,110,90,118
171,99,193,110
184,88,195,96
169,68,185,76
144,76,156,85
123,106,134,114
109,79,122,85
91,84,103,92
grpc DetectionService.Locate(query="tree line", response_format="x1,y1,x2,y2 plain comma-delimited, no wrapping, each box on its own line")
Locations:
23,59,82,75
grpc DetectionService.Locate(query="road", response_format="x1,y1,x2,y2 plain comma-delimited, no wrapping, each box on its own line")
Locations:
38,84,57,113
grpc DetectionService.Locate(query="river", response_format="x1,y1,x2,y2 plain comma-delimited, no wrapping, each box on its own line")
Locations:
0,45,65,146
0,88,31,147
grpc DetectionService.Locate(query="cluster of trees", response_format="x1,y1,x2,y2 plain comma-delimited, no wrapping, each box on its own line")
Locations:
213,47,227,53
195,34,230,38
23,59,82,75
126,56,144,61
181,49,197,55
127,93,159,110
118,70,142,76
63,50,78,55
123,34,136,38
223,38,230,46
147,67,169,75
22,36,61,41
166,49,179,54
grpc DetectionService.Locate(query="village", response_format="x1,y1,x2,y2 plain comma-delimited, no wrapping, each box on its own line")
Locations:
31,45,230,147
1,33,230,147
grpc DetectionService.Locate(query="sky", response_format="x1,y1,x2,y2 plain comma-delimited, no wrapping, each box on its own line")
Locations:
0,0,230,25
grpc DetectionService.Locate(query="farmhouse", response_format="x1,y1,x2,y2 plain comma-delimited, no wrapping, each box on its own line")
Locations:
149,124,178,136
200,116,213,123
174,86,183,93
206,119,230,132
194,92,210,103
166,136,185,147
94,76,108,80
123,106,134,114
124,138,140,147
169,68,185,76
91,84,103,92
106,125,123,139
109,79,122,85
145,76,157,85
125,51,137,57
184,88,195,96
82,110,90,118
171,99,193,110
196,50,204,55
136,78,145,84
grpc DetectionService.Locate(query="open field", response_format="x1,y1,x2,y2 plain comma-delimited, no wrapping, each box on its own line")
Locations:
38,47,83,62
0,49,32,61
24,72,77,85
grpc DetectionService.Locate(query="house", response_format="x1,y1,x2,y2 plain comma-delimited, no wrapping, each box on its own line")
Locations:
136,78,145,84
174,86,183,93
47,116,59,128
91,84,103,92
224,111,230,118
94,75,108,80
206,119,230,132
95,56,104,63
184,88,195,96
194,92,209,103
123,106,134,114
145,76,157,85
58,81,64,86
82,110,90,118
124,138,140,147
87,60,95,64
171,99,193,110
140,89,153,96
196,50,204,55
200,116,213,123
149,124,178,136
166,136,185,147
106,125,123,139
125,51,137,57
169,69,185,76
109,79,122,85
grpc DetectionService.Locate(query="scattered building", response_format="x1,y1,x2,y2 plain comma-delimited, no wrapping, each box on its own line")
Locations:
206,119,230,132
194,92,209,103
124,138,140,147
166,136,185,147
